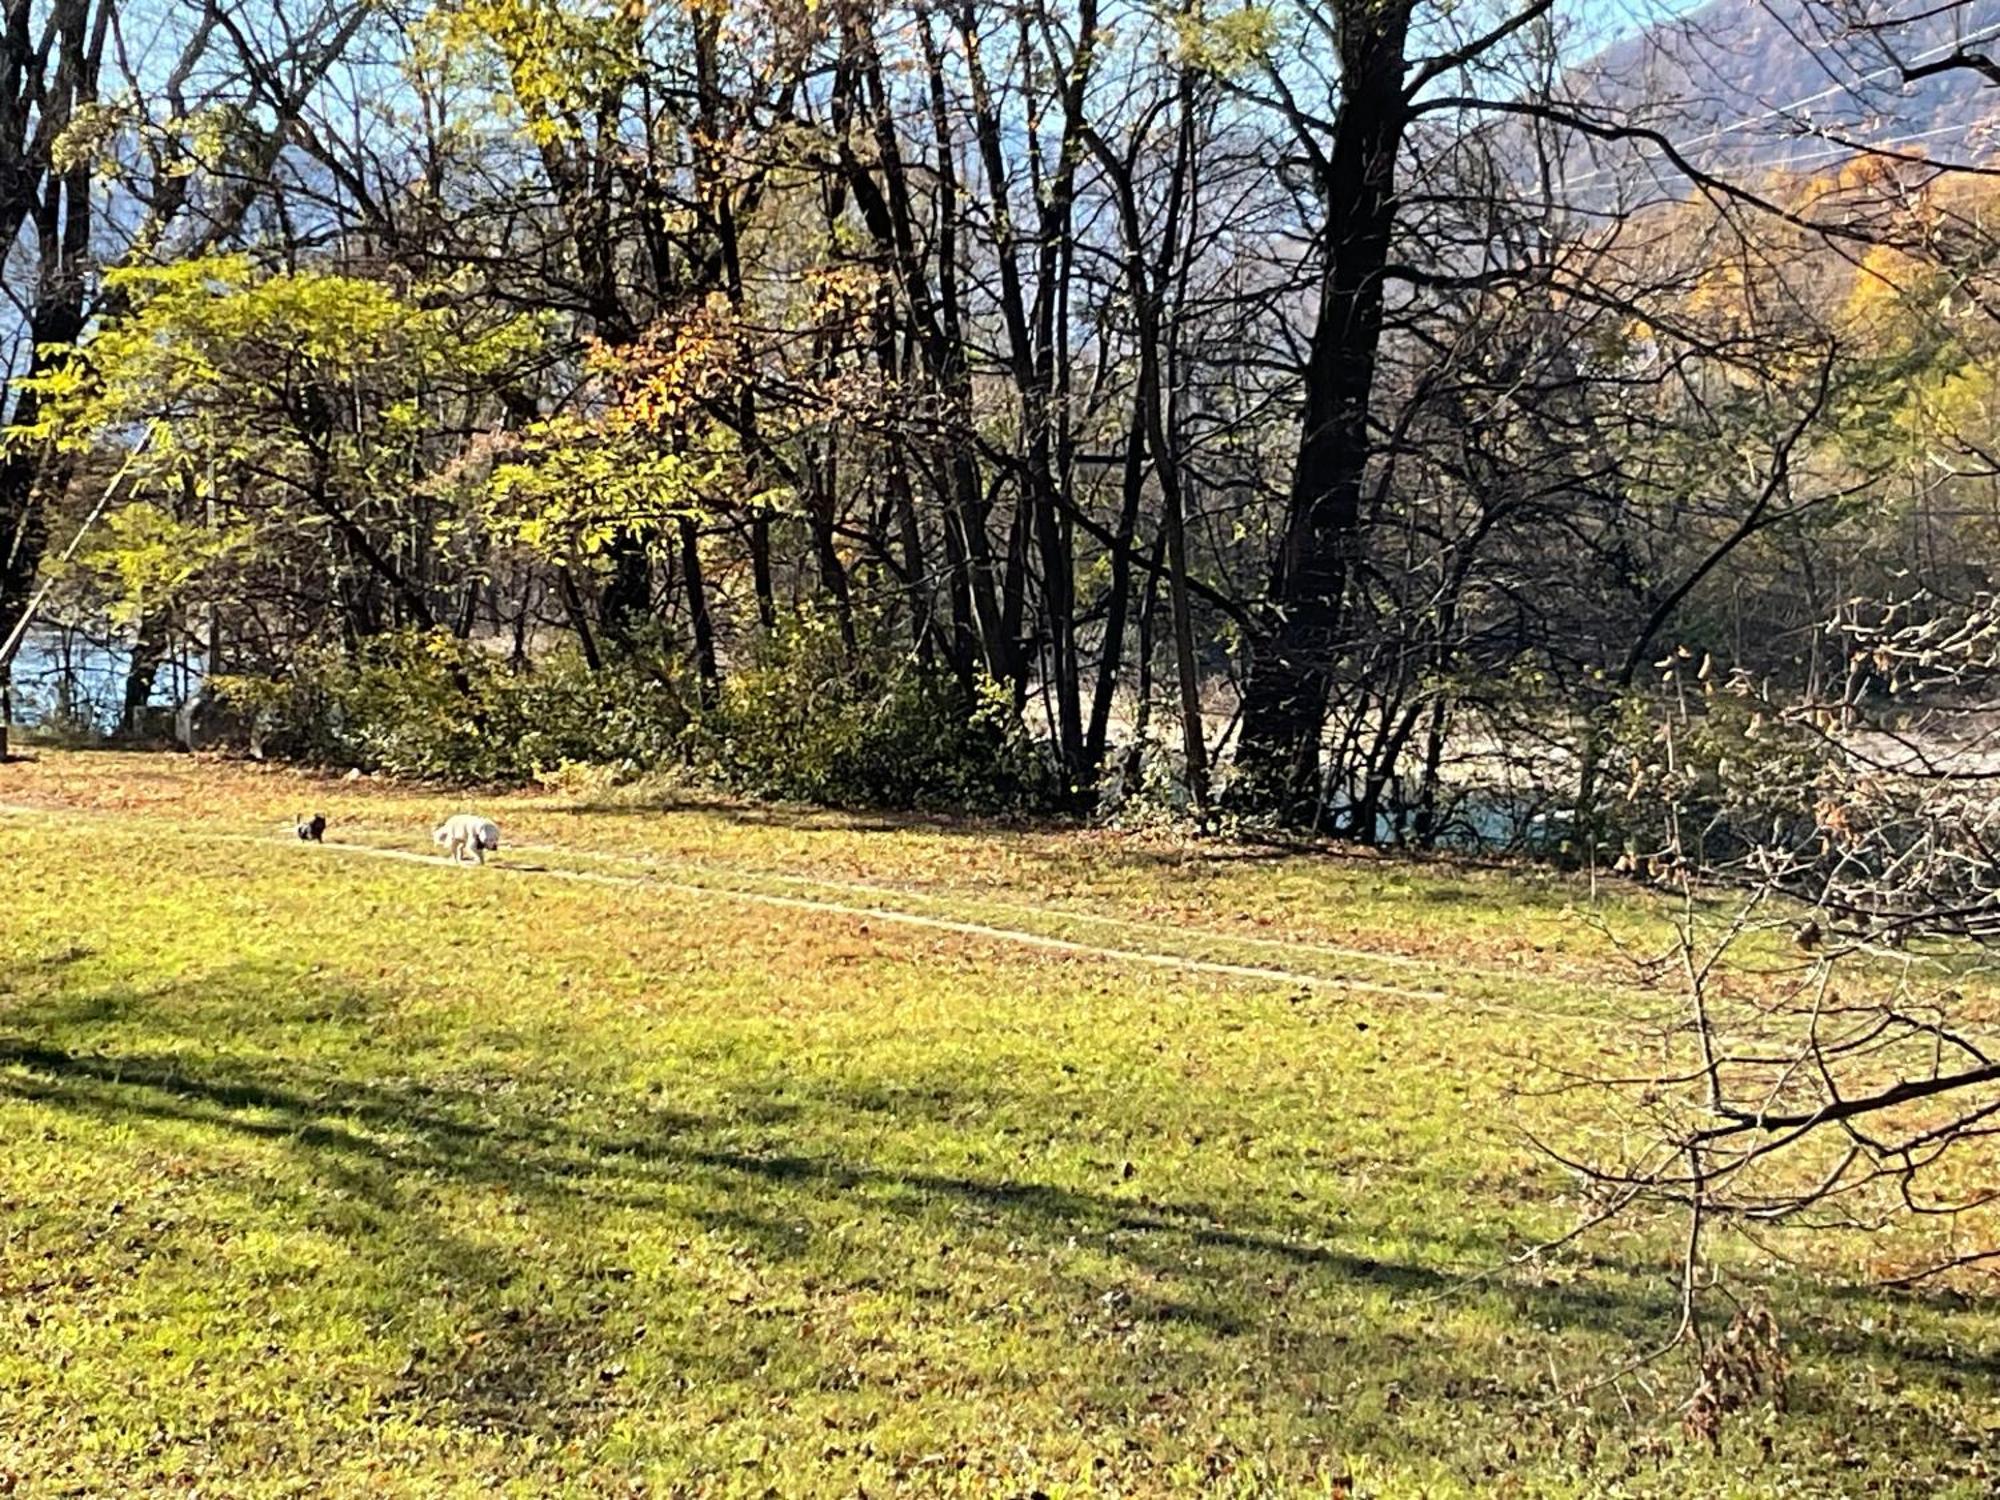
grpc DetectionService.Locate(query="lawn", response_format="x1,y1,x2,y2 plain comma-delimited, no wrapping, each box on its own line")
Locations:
0,751,1994,1496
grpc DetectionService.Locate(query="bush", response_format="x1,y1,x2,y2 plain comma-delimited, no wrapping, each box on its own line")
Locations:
218,614,1059,811
217,633,691,783
686,610,1057,813
1597,678,1832,874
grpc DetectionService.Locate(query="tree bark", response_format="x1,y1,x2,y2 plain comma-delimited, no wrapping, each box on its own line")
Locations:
679,515,719,701
954,0,1097,782
1086,61,1207,808
120,611,171,739
0,0,106,758
1086,391,1149,781
1232,0,1414,820
835,12,1011,685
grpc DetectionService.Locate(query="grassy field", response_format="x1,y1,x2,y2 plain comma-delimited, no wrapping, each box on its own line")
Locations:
1,751,1995,1496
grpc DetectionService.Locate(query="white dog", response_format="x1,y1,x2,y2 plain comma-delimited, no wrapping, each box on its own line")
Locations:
433,813,502,864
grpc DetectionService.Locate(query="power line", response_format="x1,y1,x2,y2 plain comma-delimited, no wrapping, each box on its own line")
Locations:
0,428,156,674
1557,117,1993,205
1549,11,2000,196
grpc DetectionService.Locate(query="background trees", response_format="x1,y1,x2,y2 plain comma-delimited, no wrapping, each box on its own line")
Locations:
5,0,2000,833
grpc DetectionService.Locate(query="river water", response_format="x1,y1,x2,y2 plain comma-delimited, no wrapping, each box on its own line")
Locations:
4,631,199,735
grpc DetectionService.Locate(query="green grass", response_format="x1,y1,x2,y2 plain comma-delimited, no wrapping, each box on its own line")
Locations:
0,752,1994,1496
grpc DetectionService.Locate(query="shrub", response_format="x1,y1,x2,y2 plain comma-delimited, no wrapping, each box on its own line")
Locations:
218,613,1059,811
1597,677,1832,875
685,610,1057,813
216,633,691,784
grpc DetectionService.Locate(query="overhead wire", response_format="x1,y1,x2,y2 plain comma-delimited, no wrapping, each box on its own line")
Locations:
1542,11,2000,197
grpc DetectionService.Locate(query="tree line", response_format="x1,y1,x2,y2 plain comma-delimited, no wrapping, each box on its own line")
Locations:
5,0,1999,833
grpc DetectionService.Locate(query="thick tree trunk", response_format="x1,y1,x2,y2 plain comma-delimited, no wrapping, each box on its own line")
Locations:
0,0,103,760
1233,0,1413,820
679,516,719,701
120,611,170,738
0,451,52,763
1086,394,1149,782
0,237,89,760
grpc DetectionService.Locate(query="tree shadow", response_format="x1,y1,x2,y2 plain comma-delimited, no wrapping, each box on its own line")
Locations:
2,962,1991,1473
0,1014,1660,1341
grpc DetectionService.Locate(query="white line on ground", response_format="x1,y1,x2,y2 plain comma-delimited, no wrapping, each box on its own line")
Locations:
7,804,1640,1032
500,838,1613,991
2,801,1456,1003
264,829,1451,1003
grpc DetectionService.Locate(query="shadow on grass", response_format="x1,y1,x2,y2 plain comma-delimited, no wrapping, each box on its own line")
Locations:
0,1031,1526,1297
2,962,1986,1468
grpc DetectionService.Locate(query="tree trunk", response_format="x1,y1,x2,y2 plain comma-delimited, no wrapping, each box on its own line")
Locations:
1233,0,1414,820
1086,393,1149,782
837,13,1011,685
559,569,604,673
1161,444,1208,815
1122,532,1167,795
680,516,720,701
807,447,859,653
748,511,776,631
121,611,171,739
1087,60,1207,810
953,0,1096,782
0,0,104,761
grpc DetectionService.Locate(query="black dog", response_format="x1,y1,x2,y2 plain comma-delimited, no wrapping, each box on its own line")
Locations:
296,812,326,843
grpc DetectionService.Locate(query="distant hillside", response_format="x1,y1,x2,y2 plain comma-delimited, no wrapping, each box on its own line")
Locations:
1572,0,2000,189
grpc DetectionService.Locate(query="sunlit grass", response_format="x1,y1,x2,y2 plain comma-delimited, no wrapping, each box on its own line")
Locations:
1,751,1994,1496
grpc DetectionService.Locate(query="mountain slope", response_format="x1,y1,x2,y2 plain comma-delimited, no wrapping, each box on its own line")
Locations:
1581,0,2000,180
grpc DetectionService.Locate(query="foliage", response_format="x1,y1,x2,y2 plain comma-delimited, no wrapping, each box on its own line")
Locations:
51,501,244,631
215,614,1060,812
14,256,539,466
217,631,691,782
429,0,648,146
688,609,1059,812
485,313,749,563
1174,3,1279,75
7,255,541,655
